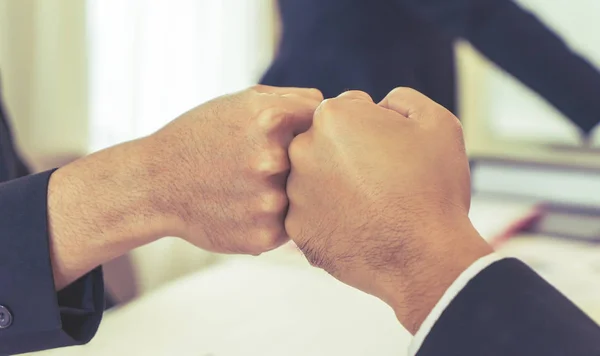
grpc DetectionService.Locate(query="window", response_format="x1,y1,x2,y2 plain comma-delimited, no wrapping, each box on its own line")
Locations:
86,0,276,152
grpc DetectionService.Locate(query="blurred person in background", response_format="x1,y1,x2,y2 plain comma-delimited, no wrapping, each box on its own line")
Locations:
261,0,600,136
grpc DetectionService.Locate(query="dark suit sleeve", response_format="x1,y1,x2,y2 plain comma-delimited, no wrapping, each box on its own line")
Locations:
402,0,600,133
0,171,104,355
417,258,600,356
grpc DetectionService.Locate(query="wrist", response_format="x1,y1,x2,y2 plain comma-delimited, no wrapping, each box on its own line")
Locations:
47,139,170,289
376,221,493,334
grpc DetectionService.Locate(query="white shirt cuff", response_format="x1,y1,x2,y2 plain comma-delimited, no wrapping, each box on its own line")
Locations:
407,253,507,356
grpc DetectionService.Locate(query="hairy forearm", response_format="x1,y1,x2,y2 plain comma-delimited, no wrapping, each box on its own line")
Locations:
47,139,172,290
382,224,493,334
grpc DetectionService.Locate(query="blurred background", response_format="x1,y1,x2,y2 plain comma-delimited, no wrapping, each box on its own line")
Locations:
2,0,600,355
1,0,278,301
0,0,276,162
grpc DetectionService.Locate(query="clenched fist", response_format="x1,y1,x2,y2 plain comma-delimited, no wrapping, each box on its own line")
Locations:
285,88,492,333
47,85,322,290
144,85,323,254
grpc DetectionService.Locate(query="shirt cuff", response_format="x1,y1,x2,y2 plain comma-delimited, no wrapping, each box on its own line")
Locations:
0,171,105,354
407,253,507,356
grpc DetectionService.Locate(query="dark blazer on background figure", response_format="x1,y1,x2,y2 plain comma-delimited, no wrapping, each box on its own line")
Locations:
261,0,600,133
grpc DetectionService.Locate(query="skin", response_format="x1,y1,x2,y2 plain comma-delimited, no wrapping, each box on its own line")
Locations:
47,85,323,290
46,83,491,338
285,88,493,334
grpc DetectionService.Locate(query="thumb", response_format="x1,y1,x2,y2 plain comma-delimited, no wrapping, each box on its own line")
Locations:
337,90,374,103
283,96,322,136
270,95,321,147
379,87,446,120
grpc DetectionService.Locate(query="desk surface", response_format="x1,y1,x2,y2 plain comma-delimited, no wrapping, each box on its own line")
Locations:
31,258,411,356
28,235,600,356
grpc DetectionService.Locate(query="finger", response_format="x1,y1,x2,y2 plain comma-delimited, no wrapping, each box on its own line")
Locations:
313,94,395,133
337,90,374,103
267,230,290,252
255,95,319,145
379,87,445,120
287,132,312,175
285,176,307,213
251,225,290,255
284,174,304,239
253,85,324,102
273,95,322,145
284,206,300,241
252,147,290,178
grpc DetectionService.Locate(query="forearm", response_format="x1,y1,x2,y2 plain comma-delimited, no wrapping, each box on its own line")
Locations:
47,138,171,290
378,222,493,334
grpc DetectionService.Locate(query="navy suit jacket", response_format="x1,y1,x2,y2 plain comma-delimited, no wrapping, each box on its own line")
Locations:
417,259,600,355
261,0,600,133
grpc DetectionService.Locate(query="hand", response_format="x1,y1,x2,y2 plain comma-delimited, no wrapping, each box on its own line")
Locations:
47,85,322,289
285,89,492,333
142,85,323,254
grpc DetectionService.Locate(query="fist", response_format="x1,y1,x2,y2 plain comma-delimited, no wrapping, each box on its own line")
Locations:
143,85,323,255
285,89,490,325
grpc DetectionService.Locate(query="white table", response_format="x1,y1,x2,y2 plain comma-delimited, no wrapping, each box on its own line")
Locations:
29,236,600,356
31,253,410,356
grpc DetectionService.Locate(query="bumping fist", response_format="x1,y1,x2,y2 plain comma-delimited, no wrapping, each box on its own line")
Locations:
143,85,323,255
285,88,491,332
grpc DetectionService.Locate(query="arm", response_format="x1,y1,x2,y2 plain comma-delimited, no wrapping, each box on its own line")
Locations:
0,139,170,355
0,85,323,354
285,87,600,356
47,140,168,291
402,0,600,134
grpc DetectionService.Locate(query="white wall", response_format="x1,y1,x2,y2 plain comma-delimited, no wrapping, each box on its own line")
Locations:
1,0,278,168
0,0,89,163
86,0,277,152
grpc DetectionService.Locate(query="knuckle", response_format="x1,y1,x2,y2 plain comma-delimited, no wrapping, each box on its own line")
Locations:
284,215,297,238
259,191,288,214
389,86,418,98
317,98,340,115
250,227,286,253
255,108,286,131
284,206,302,238
340,90,372,101
314,99,341,129
253,148,289,176
308,88,324,100
344,89,367,96
288,134,308,164
286,173,300,203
